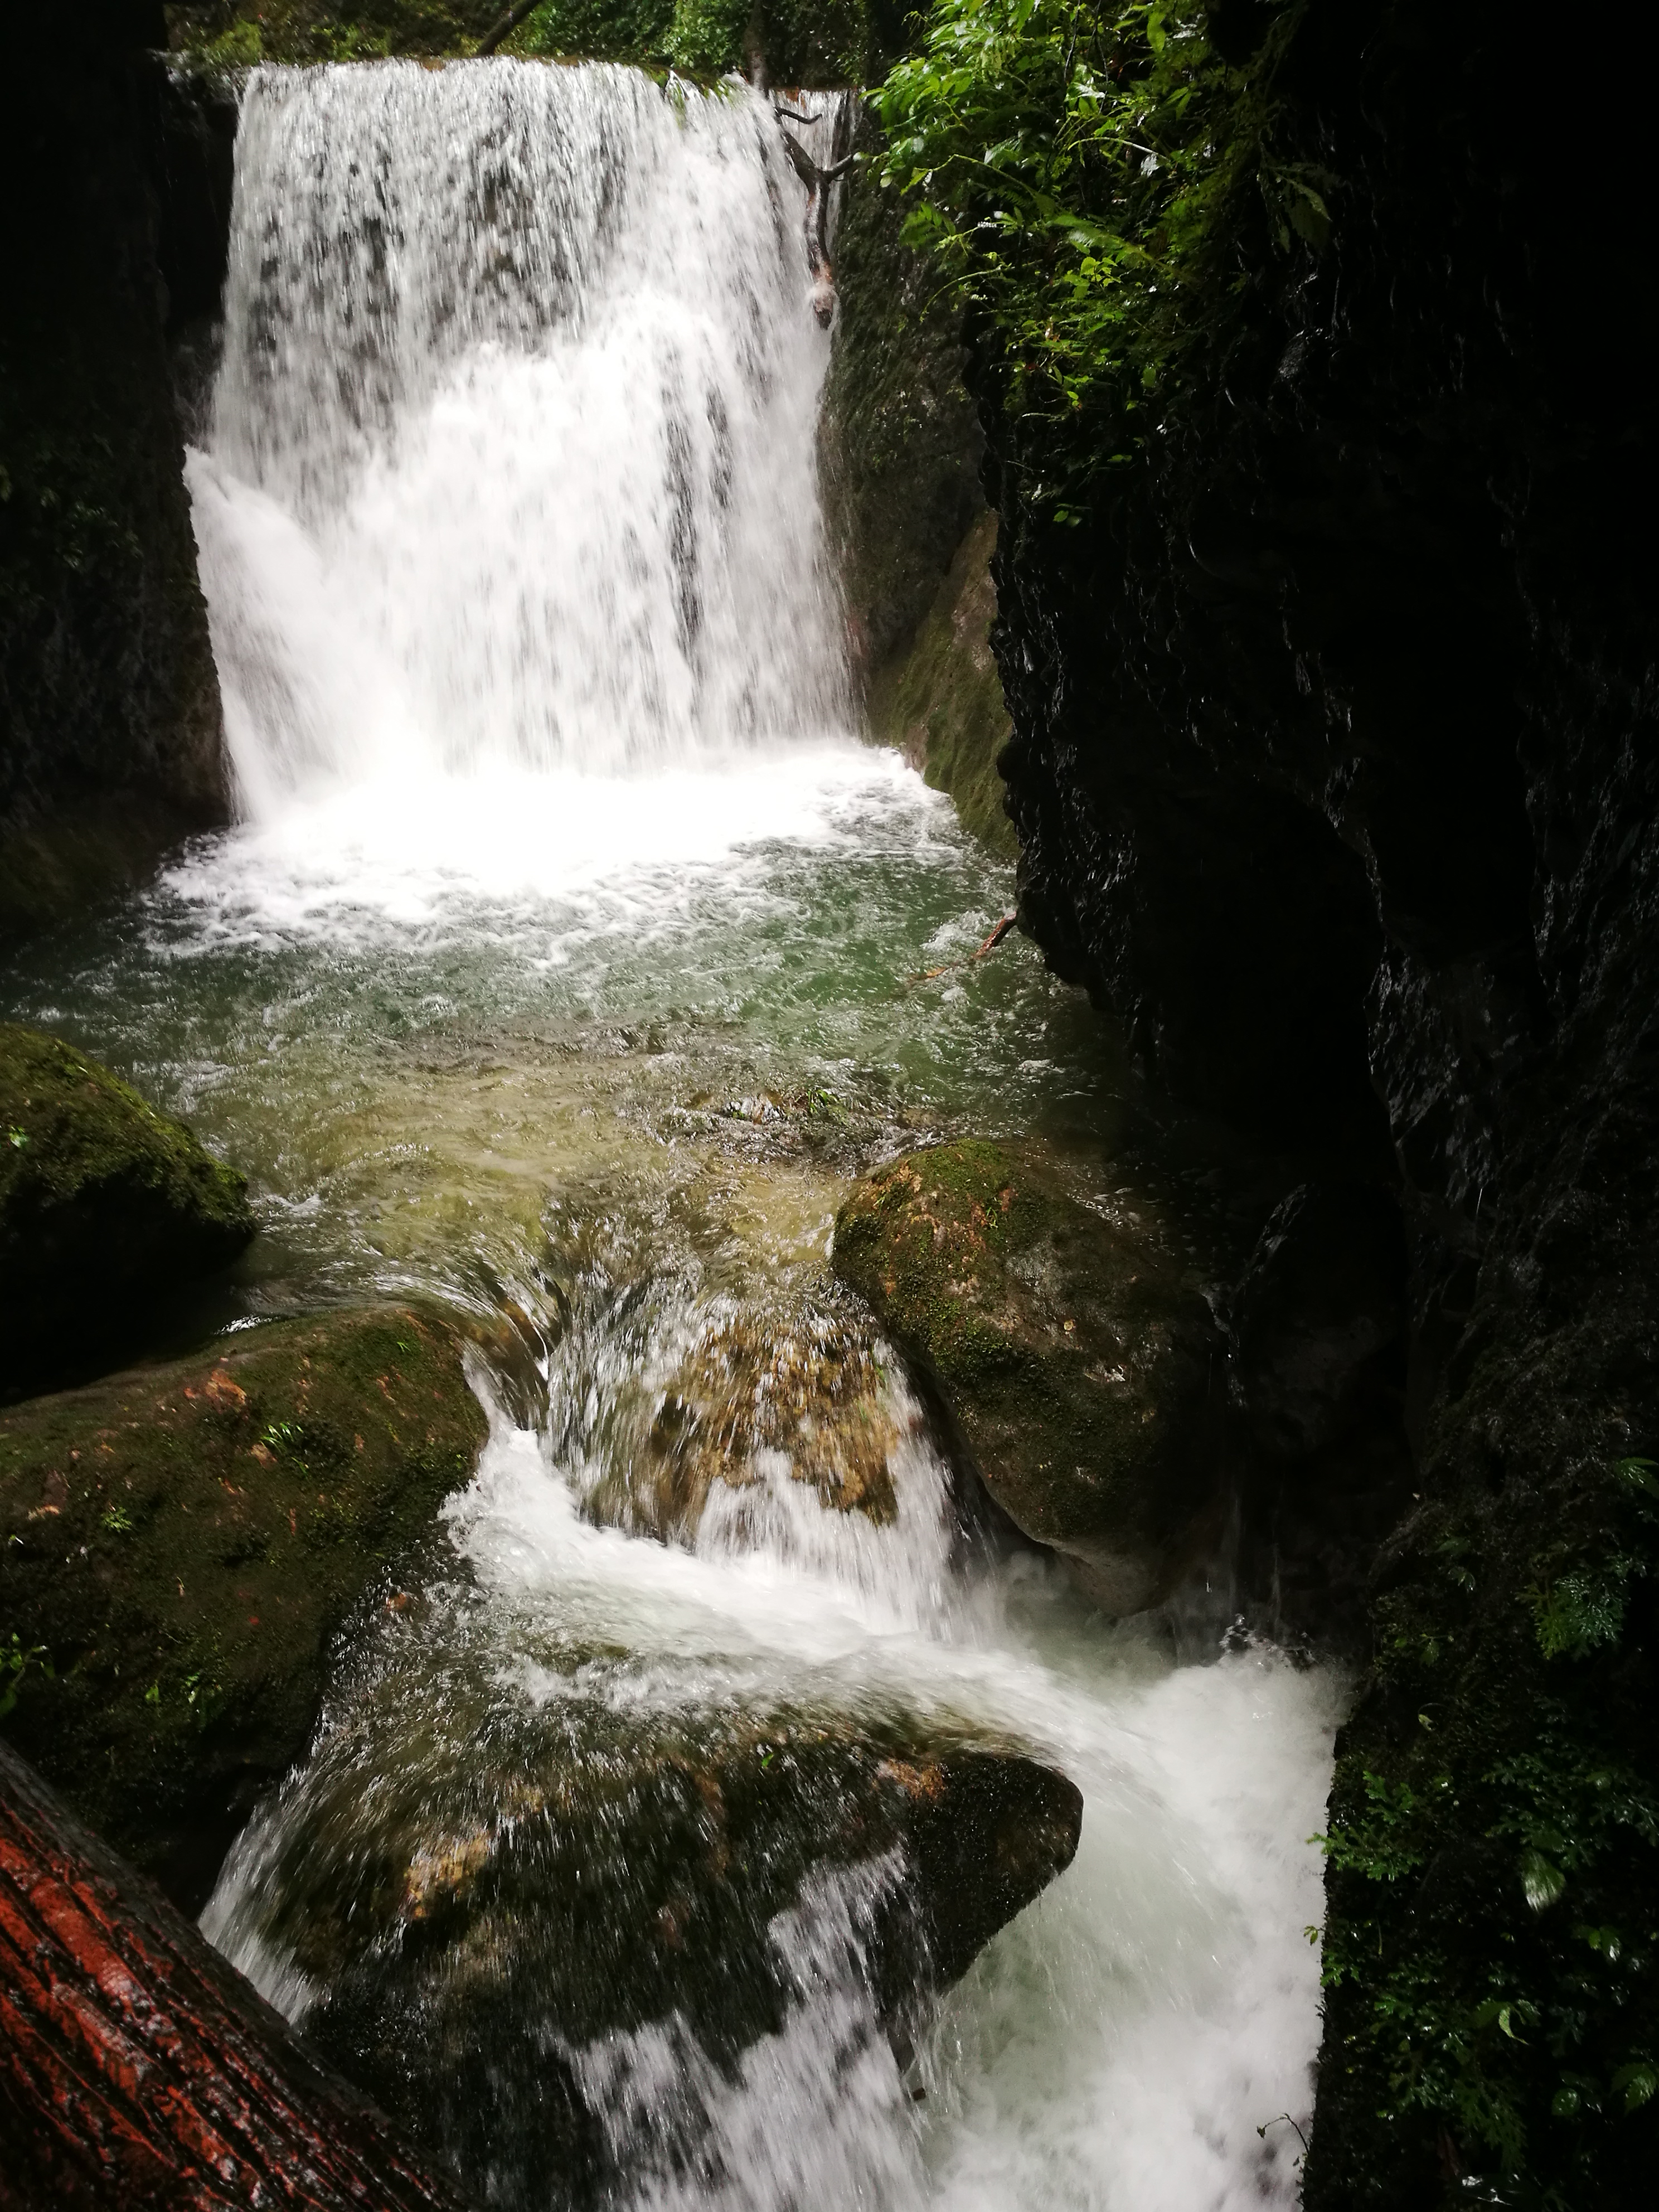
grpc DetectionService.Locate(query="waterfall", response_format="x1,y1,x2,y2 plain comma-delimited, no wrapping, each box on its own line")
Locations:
187,61,853,817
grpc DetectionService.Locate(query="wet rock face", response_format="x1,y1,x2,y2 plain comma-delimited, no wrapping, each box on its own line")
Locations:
818,101,985,698
2,25,226,935
225,1673,1081,2209
619,1306,904,1537
0,1304,486,1909
874,507,1015,857
833,1139,1226,1611
1228,1181,1413,1645
971,1,1659,2196
0,1025,256,1398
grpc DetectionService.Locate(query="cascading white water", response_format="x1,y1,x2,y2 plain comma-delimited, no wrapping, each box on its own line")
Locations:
190,61,852,817
158,56,1346,2212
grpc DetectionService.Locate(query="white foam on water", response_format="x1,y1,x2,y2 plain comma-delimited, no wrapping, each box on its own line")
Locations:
195,61,852,813
189,57,1342,2212
154,743,943,950
459,1411,1342,2211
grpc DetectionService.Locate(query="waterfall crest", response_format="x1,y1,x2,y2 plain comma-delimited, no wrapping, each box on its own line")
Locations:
190,61,853,815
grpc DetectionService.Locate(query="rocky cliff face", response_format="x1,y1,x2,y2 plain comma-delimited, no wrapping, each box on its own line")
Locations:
970,1,1659,2197
1,8,229,941
819,104,1013,850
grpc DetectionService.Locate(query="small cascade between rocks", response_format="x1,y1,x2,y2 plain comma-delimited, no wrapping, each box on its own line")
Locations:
6,55,1342,2212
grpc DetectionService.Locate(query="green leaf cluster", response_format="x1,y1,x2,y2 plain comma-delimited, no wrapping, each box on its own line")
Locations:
874,0,1319,494
1316,1454,1659,2199
0,1632,54,1721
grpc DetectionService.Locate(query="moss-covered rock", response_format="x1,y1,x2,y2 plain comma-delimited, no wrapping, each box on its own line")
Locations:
0,1304,487,1909
872,507,1014,854
833,1139,1225,1610
0,1025,256,1398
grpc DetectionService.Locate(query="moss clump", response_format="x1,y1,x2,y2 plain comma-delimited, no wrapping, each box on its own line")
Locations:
833,1139,1224,1610
871,507,1014,853
0,1025,255,1398
0,1304,487,1909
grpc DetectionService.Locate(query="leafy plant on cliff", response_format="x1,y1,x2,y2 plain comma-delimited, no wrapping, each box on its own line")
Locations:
167,0,899,77
874,0,1320,497
1316,1454,1659,2201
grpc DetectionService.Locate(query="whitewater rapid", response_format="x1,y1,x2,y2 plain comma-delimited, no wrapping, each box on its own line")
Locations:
157,56,1343,2212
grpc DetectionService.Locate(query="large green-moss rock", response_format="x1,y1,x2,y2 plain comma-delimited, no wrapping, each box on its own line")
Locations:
0,1304,487,1909
0,1025,256,1396
833,1139,1225,1611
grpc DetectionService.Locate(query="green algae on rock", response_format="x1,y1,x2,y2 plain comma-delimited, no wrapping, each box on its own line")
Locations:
0,1304,487,1911
833,1139,1224,1611
0,1025,256,1398
872,508,1014,856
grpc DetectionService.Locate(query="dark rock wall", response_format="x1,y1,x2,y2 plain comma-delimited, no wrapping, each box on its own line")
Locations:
819,105,983,685
820,104,1016,849
1,8,227,939
972,0,1658,2196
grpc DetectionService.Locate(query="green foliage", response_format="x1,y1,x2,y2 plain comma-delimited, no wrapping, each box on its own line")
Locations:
662,0,749,71
1316,1450,1659,2199
167,0,897,78
0,1633,53,1720
166,3,503,62
516,0,676,64
874,0,1316,496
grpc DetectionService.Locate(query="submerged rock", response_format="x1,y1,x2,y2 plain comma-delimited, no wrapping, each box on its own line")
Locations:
607,1303,907,1539
219,1669,1081,2205
0,1304,486,1909
0,1023,256,1396
833,1139,1226,1612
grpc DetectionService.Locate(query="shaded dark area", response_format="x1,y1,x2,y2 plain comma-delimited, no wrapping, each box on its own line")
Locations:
1,7,231,945
971,0,1659,2197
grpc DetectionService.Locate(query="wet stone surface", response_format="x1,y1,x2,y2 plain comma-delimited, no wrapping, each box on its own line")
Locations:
833,1138,1228,1613
213,1616,1081,2211
0,1304,485,1908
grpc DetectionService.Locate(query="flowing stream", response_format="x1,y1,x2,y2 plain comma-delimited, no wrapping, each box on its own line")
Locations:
1,60,1338,2211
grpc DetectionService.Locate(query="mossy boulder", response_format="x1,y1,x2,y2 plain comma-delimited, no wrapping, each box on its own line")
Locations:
0,1024,256,1397
224,1667,1081,2199
0,1304,487,1909
833,1139,1225,1611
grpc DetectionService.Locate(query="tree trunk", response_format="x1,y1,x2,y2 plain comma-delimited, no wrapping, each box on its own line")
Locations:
0,1738,474,2210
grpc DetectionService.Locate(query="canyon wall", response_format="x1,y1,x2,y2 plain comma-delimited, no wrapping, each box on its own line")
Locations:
819,103,1014,852
966,1,1659,2198
1,5,230,938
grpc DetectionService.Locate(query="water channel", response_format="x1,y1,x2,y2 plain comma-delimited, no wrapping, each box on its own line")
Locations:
0,59,1338,2212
